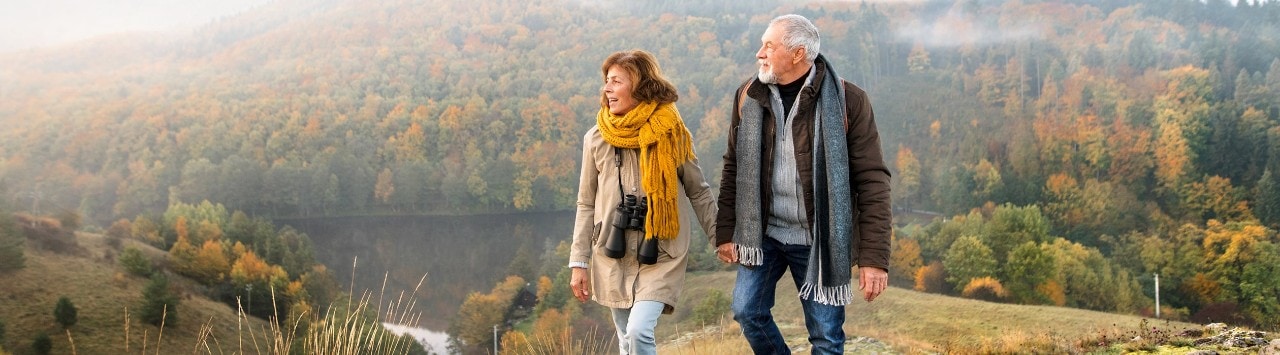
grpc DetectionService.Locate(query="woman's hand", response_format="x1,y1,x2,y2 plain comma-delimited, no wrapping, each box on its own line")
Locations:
570,267,591,302
716,242,738,264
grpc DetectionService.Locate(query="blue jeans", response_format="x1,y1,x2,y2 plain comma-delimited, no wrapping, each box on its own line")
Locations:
610,300,665,355
732,237,845,355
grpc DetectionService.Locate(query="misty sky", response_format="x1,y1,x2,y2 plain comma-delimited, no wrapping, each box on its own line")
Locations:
0,0,275,53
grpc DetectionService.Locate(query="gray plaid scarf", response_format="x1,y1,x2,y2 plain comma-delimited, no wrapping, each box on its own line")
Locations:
733,56,854,306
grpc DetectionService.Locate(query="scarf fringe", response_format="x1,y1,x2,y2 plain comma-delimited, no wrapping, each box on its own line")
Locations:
736,245,764,266
733,55,855,302
799,283,853,306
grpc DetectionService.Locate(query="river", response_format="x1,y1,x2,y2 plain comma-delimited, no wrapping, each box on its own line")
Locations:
280,212,575,353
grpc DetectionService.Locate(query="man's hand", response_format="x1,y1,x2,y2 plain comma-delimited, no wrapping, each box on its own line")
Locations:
570,267,590,302
716,242,738,264
858,266,888,302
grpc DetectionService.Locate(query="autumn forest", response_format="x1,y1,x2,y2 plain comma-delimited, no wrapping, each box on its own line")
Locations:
2,0,1280,345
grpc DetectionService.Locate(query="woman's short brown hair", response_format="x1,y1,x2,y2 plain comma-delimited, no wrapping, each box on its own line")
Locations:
600,50,679,108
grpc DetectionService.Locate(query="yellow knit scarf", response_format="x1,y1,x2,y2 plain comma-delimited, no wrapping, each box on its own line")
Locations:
596,101,695,241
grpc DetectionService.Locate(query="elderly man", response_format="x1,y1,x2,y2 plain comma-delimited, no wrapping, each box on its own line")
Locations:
714,14,893,355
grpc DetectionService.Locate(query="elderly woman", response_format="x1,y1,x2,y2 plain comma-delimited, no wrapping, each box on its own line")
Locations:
568,50,717,355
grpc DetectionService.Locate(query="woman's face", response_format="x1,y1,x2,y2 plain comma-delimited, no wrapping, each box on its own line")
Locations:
603,64,639,116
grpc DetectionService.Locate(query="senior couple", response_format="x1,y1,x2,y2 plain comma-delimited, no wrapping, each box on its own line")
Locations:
567,14,893,355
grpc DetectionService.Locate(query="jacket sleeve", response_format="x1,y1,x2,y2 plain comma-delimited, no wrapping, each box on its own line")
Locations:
678,155,717,241
569,130,600,266
714,83,748,246
843,81,893,271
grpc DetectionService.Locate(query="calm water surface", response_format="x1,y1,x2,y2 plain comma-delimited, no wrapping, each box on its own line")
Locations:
281,212,574,350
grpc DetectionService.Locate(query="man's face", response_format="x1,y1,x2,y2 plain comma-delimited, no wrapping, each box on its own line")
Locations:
757,24,802,84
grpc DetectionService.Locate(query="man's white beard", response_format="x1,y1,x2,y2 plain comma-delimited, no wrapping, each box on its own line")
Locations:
758,65,778,84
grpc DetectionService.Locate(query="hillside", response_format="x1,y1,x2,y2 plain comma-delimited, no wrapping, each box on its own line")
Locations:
4,0,1280,341
0,233,273,354
663,271,1209,353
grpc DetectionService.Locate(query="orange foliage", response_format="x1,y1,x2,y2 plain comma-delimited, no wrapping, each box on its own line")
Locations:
1184,272,1221,306
961,277,1010,302
189,240,231,284
455,292,505,347
914,262,947,293
284,280,306,300
890,237,923,286
1037,280,1067,306
194,220,223,244
230,250,287,286
536,275,553,301
168,234,198,274
500,330,532,353
174,216,190,243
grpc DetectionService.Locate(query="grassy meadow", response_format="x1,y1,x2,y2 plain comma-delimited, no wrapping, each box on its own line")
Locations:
0,232,424,355
0,232,283,354
661,271,1205,354
0,231,1250,355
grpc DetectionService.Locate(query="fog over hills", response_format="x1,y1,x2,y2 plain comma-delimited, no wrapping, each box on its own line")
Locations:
0,0,275,52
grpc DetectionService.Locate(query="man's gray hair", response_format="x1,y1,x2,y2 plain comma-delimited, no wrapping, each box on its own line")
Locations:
771,14,820,62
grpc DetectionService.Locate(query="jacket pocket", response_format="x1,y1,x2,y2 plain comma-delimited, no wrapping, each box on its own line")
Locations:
657,232,689,260
591,222,602,246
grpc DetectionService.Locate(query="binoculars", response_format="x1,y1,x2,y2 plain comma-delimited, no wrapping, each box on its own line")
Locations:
604,195,659,264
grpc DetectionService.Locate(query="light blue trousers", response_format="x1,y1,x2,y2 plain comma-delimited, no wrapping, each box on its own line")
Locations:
609,300,665,355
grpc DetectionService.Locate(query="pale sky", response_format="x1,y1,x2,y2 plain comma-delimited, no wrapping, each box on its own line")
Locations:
0,0,275,53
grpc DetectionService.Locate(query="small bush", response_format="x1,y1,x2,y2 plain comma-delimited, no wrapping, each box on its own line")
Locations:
914,261,947,293
31,332,52,355
692,290,731,325
119,247,153,276
961,277,1009,302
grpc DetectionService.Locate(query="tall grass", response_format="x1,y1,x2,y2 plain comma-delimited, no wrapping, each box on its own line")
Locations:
500,325,614,354
103,261,428,355
302,272,425,355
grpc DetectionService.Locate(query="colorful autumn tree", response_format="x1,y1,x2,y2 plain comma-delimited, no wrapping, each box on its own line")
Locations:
889,237,924,287
943,235,998,293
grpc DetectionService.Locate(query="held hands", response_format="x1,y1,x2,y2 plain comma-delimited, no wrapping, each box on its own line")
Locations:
570,267,590,302
717,242,886,302
858,266,888,302
716,242,738,264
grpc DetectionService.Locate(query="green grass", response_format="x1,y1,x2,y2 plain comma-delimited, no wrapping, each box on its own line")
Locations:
661,271,1203,354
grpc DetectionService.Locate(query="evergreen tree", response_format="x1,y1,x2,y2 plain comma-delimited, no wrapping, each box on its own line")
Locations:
53,296,77,328
31,332,51,355
1256,169,1280,228
138,273,179,326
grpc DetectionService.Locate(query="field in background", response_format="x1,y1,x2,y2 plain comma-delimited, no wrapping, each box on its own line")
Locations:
0,233,273,354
